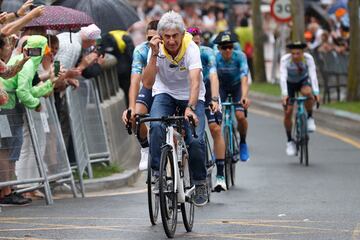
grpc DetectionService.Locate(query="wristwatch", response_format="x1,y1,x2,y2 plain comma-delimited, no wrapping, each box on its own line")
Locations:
187,104,196,112
211,96,219,102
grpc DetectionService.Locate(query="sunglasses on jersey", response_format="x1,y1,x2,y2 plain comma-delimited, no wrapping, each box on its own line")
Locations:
220,45,234,50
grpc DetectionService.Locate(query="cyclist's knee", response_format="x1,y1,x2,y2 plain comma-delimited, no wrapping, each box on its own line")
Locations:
209,123,221,136
301,86,312,97
235,111,246,121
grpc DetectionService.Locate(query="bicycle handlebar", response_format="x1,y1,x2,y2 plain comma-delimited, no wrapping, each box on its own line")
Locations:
135,114,198,138
221,101,248,118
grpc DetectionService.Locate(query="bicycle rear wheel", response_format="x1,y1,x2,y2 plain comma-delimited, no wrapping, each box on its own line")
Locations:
223,126,232,190
147,156,159,225
204,132,215,200
180,153,194,232
159,146,177,238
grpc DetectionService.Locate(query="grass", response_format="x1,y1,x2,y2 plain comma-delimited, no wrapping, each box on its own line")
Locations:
250,82,281,97
324,101,360,114
73,163,123,180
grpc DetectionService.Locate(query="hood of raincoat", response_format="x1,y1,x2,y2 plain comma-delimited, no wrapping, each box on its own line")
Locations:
0,35,53,109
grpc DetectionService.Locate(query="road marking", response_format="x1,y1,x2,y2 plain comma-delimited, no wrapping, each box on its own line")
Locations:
53,188,146,200
250,108,360,149
353,223,360,240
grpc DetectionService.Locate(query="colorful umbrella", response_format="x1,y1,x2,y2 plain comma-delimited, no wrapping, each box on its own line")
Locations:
25,6,94,31
52,0,140,32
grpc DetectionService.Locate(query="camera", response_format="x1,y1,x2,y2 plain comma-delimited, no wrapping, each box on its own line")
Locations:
27,48,42,57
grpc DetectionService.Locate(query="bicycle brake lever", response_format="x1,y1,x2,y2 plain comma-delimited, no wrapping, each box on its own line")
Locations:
125,109,132,135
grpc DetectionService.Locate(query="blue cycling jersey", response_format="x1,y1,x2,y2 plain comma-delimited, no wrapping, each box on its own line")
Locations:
200,46,217,85
216,50,249,88
131,41,150,75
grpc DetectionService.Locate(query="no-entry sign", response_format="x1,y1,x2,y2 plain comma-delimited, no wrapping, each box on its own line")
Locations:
270,0,292,23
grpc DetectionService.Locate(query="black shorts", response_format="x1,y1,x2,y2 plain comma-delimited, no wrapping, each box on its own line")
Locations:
136,86,153,110
287,79,311,105
204,82,222,124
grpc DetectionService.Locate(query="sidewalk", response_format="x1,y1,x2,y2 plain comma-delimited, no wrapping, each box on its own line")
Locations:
250,92,360,142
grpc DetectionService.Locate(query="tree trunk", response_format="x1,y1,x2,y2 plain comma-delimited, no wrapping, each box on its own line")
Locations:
347,0,360,101
251,0,267,83
290,0,305,42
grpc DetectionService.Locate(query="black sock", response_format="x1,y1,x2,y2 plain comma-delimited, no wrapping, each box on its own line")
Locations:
307,111,313,118
139,138,149,148
216,159,225,177
240,135,246,144
286,130,292,142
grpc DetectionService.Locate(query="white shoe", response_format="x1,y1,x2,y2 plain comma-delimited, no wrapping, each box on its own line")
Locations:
214,176,227,192
307,117,316,132
139,147,149,171
286,141,296,156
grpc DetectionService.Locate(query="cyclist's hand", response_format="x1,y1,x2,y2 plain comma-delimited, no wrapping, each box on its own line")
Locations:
241,97,250,109
282,96,289,107
122,108,134,125
149,35,162,56
185,108,199,126
210,101,220,113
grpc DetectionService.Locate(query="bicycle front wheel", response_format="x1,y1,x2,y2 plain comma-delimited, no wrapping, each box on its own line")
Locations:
224,126,232,190
147,156,159,225
230,125,239,186
180,154,194,232
159,146,177,238
300,115,309,166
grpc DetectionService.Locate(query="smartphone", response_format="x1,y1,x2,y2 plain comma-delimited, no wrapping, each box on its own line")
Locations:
54,61,60,77
27,48,42,57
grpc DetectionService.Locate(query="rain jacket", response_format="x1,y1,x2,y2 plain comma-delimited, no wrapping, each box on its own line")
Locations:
0,35,53,110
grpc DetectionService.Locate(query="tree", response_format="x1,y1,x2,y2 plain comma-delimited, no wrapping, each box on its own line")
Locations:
290,0,305,42
251,0,267,83
347,0,360,101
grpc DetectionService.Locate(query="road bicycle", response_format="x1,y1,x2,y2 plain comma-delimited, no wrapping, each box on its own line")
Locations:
221,95,246,189
135,114,197,238
289,96,319,166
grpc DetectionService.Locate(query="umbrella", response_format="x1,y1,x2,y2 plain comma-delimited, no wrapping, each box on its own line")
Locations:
52,0,140,33
25,6,94,31
1,0,46,12
306,2,331,31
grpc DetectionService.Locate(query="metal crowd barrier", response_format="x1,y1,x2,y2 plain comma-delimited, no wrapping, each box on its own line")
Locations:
94,54,119,102
314,50,349,103
0,98,77,205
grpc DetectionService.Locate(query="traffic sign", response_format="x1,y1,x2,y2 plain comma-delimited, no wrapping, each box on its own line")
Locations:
270,0,292,23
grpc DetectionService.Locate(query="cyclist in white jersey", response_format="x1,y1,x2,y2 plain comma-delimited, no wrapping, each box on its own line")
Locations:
279,42,320,156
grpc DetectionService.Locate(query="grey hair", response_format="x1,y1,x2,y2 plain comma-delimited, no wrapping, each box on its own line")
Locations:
157,11,185,35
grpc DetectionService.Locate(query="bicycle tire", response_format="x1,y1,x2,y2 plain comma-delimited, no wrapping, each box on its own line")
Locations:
204,132,214,201
180,153,195,232
224,126,232,190
147,155,159,225
301,115,309,166
296,115,303,164
231,125,239,186
159,146,177,238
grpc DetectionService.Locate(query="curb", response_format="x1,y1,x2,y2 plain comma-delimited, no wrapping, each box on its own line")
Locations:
249,92,360,140
83,168,140,192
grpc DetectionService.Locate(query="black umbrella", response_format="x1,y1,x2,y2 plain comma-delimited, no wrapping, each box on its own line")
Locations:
1,0,46,12
52,0,140,33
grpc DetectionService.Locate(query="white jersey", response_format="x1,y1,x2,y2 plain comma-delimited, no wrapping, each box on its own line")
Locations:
279,52,320,97
149,41,205,101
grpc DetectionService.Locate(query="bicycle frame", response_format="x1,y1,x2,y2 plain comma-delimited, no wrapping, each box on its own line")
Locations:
164,125,195,204
222,96,236,156
294,96,308,137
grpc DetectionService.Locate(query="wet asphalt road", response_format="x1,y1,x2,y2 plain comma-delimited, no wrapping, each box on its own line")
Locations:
0,108,359,240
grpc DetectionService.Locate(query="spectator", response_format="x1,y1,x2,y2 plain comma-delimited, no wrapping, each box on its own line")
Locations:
318,31,334,53
307,22,324,50
0,35,58,206
101,30,135,107
137,0,164,21
215,8,228,33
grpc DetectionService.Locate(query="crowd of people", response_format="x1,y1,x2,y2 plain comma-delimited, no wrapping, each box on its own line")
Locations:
0,0,105,206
